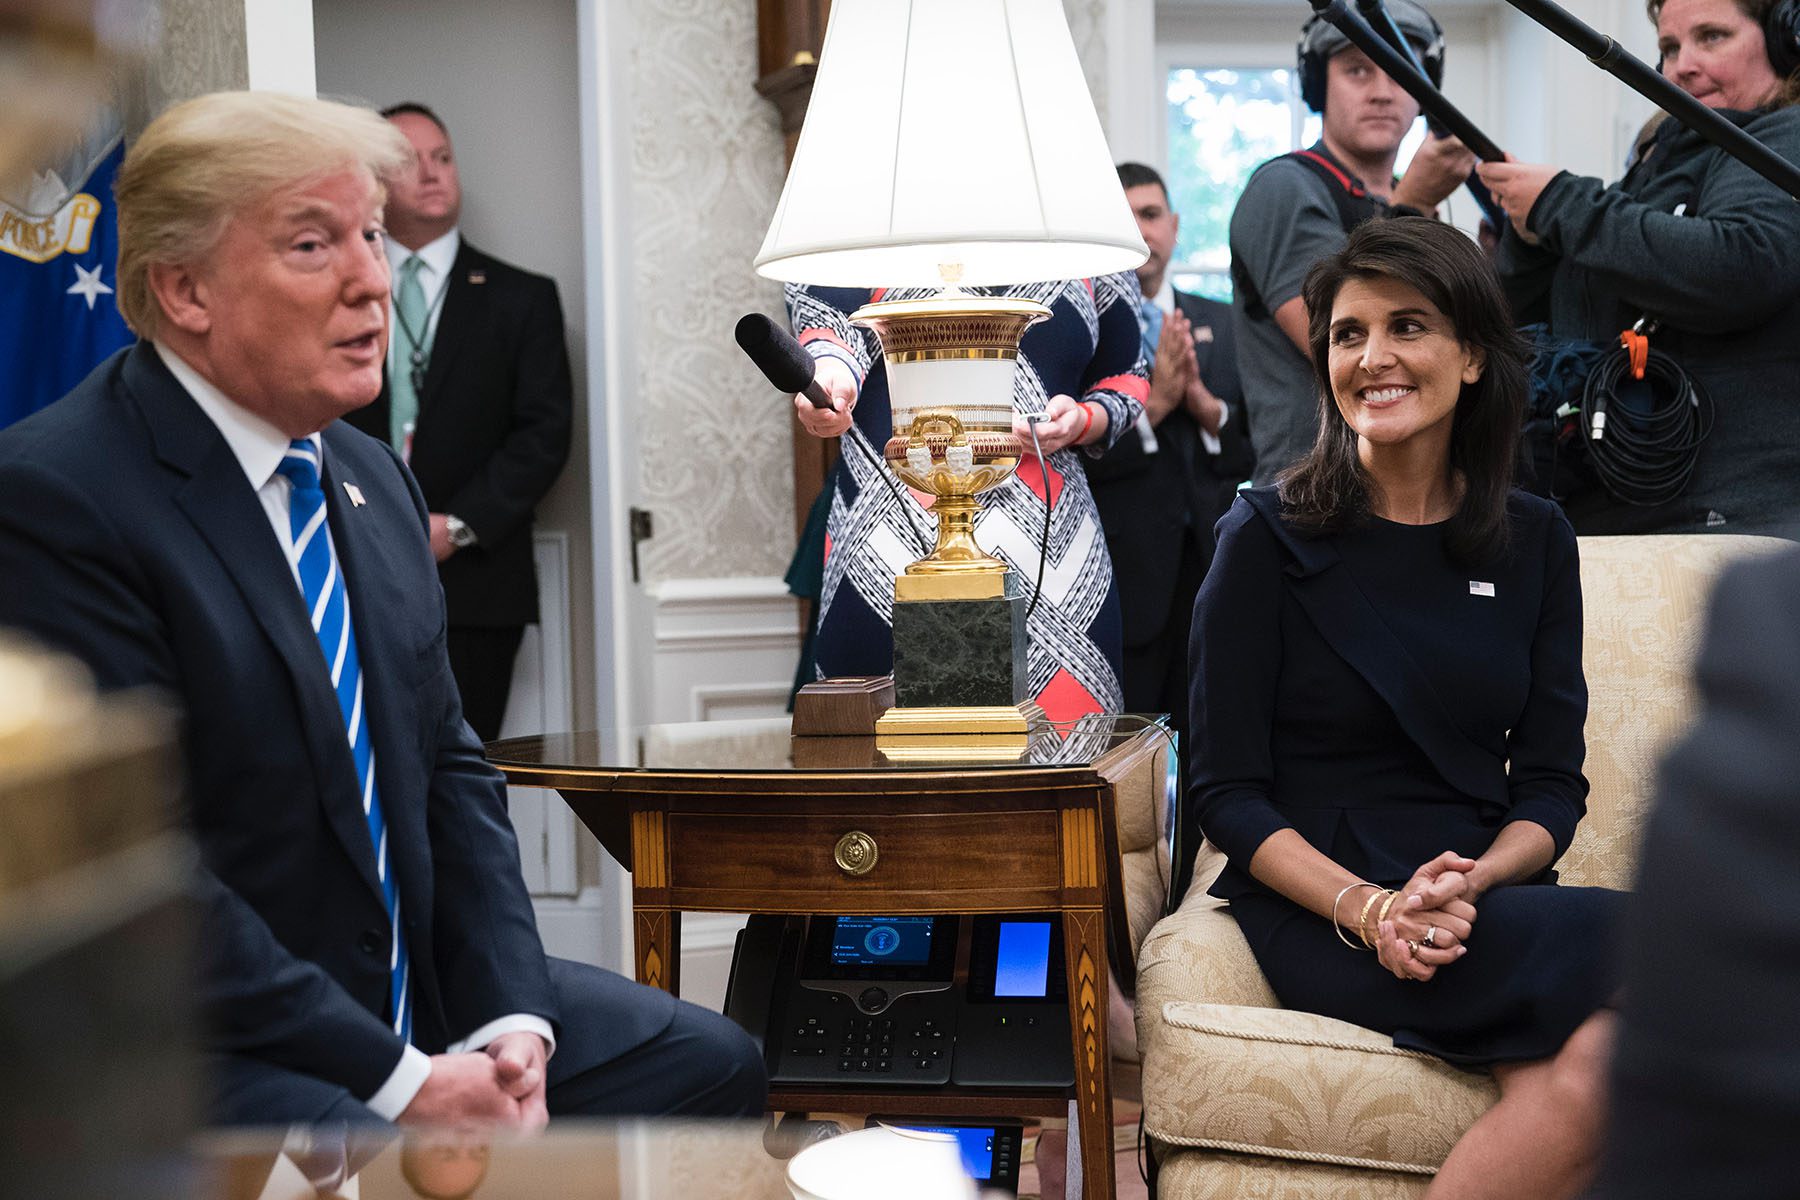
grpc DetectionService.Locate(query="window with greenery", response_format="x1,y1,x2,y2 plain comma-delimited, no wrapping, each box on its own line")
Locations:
1164,66,1422,301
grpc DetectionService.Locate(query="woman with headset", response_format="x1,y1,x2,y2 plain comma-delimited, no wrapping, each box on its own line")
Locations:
1479,0,1800,534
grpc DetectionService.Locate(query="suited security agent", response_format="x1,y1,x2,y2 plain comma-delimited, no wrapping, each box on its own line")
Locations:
0,90,764,1129
347,102,572,744
1086,162,1251,766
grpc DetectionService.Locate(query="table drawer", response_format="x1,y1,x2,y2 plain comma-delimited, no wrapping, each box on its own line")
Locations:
662,808,1065,907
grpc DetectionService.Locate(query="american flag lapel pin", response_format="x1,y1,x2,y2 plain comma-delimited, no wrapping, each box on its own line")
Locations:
1193,325,1215,344
468,269,487,285
1469,580,1496,597
343,482,367,508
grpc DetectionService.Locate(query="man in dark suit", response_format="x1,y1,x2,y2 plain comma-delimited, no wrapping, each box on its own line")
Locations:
1605,547,1800,1195
344,102,572,744
1087,163,1253,741
0,91,763,1129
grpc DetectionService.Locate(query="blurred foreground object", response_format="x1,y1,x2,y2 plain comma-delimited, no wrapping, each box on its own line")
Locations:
0,0,152,188
0,634,198,1200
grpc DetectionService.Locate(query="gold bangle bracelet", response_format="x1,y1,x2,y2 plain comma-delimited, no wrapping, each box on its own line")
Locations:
1374,889,1403,941
1333,882,1380,950
1357,889,1387,948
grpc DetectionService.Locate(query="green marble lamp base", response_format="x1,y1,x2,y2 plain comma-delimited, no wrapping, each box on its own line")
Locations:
886,572,1030,718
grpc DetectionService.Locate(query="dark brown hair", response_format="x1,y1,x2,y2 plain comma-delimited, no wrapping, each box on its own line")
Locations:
1279,217,1529,567
380,101,451,133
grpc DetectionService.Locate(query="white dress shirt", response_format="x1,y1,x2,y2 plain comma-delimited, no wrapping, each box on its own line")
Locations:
152,342,554,1119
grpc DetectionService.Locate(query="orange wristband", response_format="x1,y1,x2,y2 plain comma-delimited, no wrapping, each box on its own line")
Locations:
1075,401,1095,444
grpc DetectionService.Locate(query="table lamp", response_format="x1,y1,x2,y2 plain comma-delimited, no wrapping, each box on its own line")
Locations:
756,0,1145,743
786,1125,976,1200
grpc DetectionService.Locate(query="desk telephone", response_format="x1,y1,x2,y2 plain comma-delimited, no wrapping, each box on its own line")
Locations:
725,912,1074,1089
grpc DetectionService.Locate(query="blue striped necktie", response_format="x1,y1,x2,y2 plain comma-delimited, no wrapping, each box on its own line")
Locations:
276,439,411,1044
1138,297,1164,367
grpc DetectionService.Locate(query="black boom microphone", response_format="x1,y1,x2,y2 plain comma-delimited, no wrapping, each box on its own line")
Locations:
733,311,935,556
734,313,835,411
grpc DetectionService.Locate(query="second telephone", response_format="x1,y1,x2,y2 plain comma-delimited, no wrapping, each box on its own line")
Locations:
724,912,1073,1089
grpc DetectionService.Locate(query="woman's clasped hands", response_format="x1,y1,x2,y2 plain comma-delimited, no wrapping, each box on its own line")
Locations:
1374,850,1481,983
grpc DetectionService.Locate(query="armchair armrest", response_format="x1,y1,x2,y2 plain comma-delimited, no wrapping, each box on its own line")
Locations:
1135,840,1280,1022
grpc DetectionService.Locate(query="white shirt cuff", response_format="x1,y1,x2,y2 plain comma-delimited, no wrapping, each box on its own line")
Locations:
363,1016,556,1122
1134,411,1159,453
364,1044,432,1121
448,1014,557,1060
1200,401,1229,455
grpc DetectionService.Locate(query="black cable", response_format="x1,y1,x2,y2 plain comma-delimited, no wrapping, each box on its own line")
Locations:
1580,342,1713,507
1022,417,1056,625
840,427,935,559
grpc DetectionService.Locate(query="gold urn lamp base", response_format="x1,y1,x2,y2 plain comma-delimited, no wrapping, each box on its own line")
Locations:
851,292,1050,744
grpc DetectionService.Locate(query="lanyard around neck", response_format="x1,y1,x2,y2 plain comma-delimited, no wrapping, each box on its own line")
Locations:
392,262,452,394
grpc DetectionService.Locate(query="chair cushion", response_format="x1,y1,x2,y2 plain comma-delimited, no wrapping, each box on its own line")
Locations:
1141,1001,1499,1174
1565,534,1783,889
1135,869,1278,1015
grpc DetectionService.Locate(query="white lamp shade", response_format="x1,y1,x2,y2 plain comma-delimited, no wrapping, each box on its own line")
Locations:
755,0,1148,288
787,1126,977,1200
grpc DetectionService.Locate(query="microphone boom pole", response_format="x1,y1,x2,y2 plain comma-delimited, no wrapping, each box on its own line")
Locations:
1353,0,1508,223
1499,0,1800,200
1310,0,1507,162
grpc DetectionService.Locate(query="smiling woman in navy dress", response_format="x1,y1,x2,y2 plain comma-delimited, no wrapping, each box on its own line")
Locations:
1190,218,1622,1199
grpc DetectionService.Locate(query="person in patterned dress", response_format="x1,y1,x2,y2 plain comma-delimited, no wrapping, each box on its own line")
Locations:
786,277,1148,725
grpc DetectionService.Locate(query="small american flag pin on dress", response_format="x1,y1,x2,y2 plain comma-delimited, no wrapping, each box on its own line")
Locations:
343,482,366,508
1469,580,1496,597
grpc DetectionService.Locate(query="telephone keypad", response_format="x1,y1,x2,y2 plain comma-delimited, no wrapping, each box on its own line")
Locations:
775,996,953,1085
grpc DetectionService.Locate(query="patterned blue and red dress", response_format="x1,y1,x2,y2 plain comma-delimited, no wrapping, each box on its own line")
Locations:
787,276,1149,724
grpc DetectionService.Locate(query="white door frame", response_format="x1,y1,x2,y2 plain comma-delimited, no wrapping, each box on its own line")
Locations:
577,0,648,978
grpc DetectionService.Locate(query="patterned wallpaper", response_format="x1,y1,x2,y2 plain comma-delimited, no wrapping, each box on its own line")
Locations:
121,0,249,137
629,0,791,584
630,0,1112,583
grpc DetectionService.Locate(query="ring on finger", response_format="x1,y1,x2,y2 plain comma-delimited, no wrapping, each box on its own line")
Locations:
1423,926,1439,949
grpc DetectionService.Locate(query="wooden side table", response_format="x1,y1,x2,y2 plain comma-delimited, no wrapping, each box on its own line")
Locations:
490,718,1169,1200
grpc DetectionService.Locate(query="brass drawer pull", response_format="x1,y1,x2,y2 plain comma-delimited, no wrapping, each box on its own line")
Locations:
833,830,878,876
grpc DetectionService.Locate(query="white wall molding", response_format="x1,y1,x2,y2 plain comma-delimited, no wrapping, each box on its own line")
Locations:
578,0,641,979
503,532,579,898
244,0,315,94
532,887,612,966
678,913,751,1013
1106,0,1159,165
645,575,800,724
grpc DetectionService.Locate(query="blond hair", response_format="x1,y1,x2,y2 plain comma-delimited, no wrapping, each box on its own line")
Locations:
114,91,412,337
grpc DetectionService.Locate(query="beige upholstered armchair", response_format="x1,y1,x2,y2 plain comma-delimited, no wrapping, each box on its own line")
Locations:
1134,533,1785,1199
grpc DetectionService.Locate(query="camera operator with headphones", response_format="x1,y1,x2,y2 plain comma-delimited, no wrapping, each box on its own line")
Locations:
1228,0,1476,486
1480,0,1800,535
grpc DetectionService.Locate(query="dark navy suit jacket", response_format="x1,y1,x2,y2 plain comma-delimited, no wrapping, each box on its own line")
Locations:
347,241,572,630
0,344,571,1099
1608,547,1800,1193
1086,290,1252,643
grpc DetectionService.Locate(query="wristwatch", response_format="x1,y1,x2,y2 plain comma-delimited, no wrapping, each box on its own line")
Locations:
444,514,478,549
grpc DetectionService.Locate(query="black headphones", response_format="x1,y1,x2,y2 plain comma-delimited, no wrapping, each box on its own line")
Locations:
1297,0,1447,113
1766,0,1800,79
